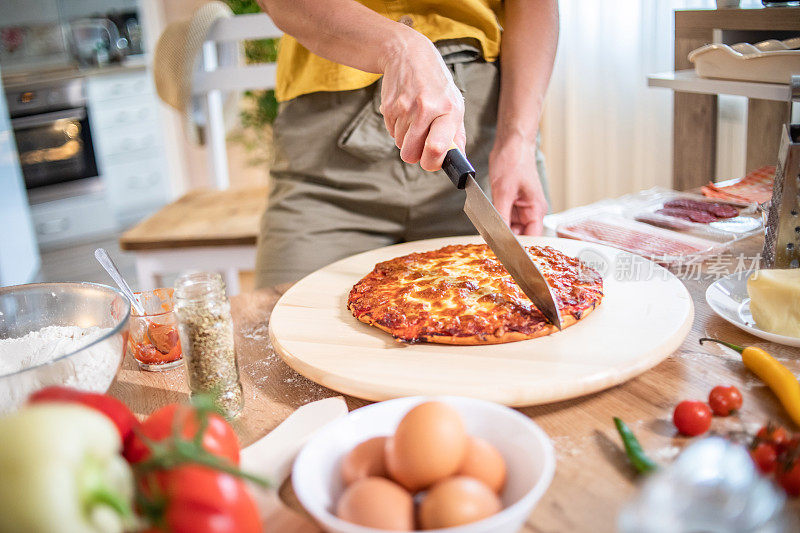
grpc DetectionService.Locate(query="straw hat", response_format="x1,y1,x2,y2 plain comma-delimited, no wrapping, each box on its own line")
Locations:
153,1,240,145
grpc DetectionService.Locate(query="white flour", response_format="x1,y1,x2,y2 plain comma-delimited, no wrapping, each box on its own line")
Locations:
0,325,122,412
0,326,108,375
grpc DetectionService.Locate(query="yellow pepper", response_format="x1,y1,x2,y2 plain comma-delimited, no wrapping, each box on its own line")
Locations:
700,338,800,427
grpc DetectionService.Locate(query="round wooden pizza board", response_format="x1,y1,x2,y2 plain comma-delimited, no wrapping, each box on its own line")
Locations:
268,236,694,407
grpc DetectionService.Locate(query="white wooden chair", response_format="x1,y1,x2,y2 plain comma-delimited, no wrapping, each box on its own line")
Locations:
122,13,282,294
196,13,282,189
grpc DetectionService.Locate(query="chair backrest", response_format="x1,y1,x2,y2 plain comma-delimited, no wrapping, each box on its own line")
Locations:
193,13,282,95
193,13,283,189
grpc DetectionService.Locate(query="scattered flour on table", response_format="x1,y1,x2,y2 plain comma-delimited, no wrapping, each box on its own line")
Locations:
552,435,594,459
0,326,121,411
678,348,797,367
651,445,681,463
238,330,332,414
672,350,775,392
242,324,269,341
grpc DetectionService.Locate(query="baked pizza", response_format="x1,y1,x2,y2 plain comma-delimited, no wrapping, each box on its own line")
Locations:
347,244,603,344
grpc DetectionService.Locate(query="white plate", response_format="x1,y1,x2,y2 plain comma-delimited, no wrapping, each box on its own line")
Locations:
705,271,800,348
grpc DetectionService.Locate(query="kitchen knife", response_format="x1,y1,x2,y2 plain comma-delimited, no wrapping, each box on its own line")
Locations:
441,146,563,329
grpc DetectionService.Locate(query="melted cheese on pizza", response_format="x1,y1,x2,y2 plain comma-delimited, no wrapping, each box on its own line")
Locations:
348,244,603,343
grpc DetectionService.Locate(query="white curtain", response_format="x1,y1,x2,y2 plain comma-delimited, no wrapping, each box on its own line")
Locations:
541,0,762,212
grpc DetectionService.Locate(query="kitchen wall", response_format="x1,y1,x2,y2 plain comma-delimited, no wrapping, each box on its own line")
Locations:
0,0,66,69
0,0,60,26
542,0,764,212
0,0,140,70
59,0,139,20
0,0,138,24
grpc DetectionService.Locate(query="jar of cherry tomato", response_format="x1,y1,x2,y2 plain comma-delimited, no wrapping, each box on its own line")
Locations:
127,288,183,371
173,272,243,418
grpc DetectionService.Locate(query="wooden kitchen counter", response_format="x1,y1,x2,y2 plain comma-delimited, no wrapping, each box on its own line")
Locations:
108,236,800,532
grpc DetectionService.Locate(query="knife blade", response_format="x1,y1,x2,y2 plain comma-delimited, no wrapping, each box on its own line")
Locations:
441,146,563,329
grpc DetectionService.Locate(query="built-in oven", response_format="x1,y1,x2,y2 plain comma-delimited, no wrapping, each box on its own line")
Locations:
6,77,99,202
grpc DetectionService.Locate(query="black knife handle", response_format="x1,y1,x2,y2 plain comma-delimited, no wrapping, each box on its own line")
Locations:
442,146,475,190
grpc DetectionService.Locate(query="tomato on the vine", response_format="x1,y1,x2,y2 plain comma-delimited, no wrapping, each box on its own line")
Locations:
127,404,240,465
708,385,742,417
750,442,778,474
756,424,790,450
777,461,800,497
141,465,261,533
673,401,712,437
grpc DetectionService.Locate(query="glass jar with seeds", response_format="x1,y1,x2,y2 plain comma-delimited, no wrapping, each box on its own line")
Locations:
173,272,243,418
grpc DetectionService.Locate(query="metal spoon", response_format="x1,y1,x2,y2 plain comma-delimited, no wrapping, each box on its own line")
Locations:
94,248,145,316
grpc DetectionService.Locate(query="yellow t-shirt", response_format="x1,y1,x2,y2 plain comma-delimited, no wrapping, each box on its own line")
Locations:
275,0,504,102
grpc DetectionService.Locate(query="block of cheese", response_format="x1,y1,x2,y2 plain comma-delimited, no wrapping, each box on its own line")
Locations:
747,269,800,338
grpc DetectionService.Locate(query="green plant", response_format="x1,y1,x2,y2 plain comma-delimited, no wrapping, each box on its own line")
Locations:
224,0,262,14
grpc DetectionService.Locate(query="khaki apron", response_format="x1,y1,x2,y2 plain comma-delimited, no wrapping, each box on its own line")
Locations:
255,42,548,287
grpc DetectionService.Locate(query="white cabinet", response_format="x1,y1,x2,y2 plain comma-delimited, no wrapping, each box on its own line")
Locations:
0,65,40,285
93,123,160,161
30,192,117,248
103,158,168,212
87,70,153,101
91,96,159,131
87,69,170,226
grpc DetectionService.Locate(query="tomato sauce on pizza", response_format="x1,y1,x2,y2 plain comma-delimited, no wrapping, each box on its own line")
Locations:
347,244,603,344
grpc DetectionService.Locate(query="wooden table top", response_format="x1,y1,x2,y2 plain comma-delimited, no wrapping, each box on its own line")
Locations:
108,235,800,532
119,186,268,251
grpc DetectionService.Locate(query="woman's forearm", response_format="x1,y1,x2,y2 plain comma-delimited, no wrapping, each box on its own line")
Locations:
260,0,465,170
494,0,559,145
257,0,425,74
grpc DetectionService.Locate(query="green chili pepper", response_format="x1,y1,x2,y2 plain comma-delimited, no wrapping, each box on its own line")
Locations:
614,417,658,474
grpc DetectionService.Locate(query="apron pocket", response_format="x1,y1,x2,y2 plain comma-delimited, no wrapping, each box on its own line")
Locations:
337,84,398,162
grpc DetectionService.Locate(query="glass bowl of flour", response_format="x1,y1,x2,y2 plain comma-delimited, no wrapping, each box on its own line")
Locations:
0,282,130,413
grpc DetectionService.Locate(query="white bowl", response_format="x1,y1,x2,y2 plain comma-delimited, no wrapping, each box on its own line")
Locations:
292,396,555,533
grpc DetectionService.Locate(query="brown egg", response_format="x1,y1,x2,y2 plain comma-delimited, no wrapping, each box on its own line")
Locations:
341,436,389,486
418,476,503,529
457,436,507,493
385,401,468,492
336,477,414,530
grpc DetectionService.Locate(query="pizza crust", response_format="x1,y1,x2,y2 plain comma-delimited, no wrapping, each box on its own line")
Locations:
349,301,598,345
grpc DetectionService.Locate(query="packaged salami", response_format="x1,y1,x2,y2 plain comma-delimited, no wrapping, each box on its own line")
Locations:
545,187,764,266
555,214,728,266
701,165,775,205
625,188,763,240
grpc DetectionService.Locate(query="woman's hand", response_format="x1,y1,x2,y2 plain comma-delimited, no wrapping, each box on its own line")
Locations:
489,136,548,235
379,34,466,171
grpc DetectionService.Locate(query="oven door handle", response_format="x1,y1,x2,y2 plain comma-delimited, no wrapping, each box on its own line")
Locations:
11,107,87,129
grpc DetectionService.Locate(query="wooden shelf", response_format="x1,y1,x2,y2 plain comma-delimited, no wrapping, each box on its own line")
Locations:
647,69,791,102
668,7,798,190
